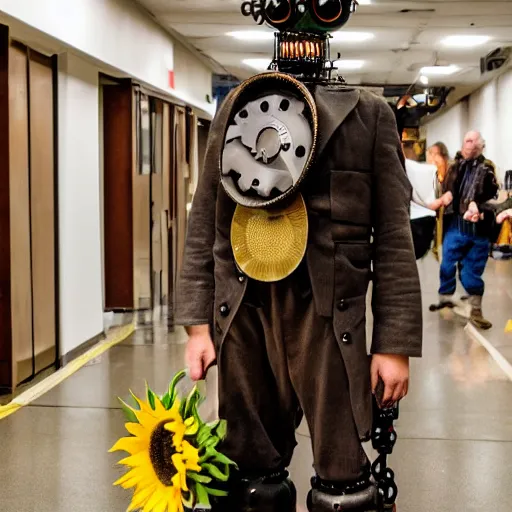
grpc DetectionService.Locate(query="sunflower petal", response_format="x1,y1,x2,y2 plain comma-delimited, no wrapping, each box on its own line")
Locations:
127,484,157,511
118,451,150,468
114,469,143,489
143,487,167,512
110,436,146,455
125,422,150,440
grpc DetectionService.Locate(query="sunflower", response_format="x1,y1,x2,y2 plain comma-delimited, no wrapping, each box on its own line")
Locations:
110,370,237,512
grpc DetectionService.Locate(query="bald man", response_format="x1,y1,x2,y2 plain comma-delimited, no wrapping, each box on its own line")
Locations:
434,131,499,329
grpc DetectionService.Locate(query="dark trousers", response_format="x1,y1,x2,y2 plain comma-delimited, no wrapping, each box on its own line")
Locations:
217,275,369,483
410,216,436,260
439,223,490,296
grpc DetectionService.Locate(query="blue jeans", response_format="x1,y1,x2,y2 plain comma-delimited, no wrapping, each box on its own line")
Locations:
439,225,490,296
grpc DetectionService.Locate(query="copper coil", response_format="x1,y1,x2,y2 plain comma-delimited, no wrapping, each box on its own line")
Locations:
295,41,299,58
316,42,321,58
305,41,311,57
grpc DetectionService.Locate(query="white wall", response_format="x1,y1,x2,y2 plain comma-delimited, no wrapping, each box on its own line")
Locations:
425,101,468,161
425,68,512,182
0,0,214,115
58,53,104,355
468,80,499,171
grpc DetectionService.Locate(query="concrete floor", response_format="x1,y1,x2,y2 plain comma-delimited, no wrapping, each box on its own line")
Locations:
1,255,511,512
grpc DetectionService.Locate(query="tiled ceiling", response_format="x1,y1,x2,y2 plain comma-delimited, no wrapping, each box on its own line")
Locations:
137,0,512,95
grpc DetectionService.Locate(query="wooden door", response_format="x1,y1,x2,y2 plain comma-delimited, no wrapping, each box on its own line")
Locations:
28,50,56,373
103,81,134,310
0,25,13,390
133,92,152,310
174,107,189,277
0,29,57,391
161,103,171,305
8,42,33,383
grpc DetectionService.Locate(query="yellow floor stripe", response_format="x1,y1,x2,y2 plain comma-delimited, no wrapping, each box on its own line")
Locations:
0,322,135,421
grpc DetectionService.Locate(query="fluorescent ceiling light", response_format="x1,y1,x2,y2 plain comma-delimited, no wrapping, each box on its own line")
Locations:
331,31,374,42
243,58,272,71
357,0,373,4
228,31,274,41
420,65,460,76
441,35,491,48
334,59,365,70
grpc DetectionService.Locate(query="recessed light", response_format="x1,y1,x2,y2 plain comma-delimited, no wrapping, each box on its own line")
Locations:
420,65,460,76
331,32,374,42
334,59,365,70
441,35,491,48
242,58,272,71
228,31,274,41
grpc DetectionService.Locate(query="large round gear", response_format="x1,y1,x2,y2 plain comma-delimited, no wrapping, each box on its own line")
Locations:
220,72,317,209
222,93,312,204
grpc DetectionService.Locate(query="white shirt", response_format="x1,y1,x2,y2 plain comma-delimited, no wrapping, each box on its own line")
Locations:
405,159,438,220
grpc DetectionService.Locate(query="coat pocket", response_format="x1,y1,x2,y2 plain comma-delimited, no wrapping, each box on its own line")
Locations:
330,170,372,226
334,242,371,301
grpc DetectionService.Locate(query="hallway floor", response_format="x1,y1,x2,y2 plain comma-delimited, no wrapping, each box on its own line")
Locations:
1,256,511,512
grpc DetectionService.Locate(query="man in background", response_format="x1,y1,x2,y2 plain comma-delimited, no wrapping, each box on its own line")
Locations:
435,131,499,329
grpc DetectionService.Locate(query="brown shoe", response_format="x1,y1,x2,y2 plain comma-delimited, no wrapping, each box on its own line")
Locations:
468,296,492,330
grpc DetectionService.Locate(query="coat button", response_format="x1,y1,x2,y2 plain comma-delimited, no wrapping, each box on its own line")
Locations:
342,332,352,344
337,299,347,311
238,274,246,283
219,303,230,317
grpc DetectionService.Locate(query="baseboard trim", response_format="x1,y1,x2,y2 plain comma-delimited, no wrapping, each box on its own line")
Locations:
59,332,105,367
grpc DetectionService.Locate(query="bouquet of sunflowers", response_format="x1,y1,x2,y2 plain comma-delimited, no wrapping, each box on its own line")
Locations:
110,370,236,512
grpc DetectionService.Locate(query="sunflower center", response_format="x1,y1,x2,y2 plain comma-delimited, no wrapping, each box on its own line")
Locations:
149,421,178,486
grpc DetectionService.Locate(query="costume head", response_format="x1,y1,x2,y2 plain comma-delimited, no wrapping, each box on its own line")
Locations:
222,1,358,282
241,0,359,80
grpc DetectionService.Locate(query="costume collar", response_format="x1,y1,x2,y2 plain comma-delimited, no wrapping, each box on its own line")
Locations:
314,86,360,157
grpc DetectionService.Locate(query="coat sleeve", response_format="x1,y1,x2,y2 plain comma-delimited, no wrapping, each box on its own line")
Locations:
174,92,235,326
475,162,499,206
370,100,423,357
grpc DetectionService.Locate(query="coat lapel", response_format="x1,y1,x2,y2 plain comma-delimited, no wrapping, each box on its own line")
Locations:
314,86,360,157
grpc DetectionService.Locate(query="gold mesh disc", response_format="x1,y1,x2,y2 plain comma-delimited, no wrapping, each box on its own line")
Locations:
231,194,308,282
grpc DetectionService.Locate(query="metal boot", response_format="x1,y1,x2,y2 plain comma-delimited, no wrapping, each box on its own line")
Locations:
206,470,296,512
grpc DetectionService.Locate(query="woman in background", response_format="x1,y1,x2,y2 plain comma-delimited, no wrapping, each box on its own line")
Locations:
427,142,451,260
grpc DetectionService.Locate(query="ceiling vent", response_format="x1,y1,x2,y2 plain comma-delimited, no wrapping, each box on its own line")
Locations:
480,47,511,74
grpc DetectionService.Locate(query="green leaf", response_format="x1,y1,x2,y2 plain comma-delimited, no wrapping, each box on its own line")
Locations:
187,472,213,484
182,489,194,509
145,382,156,410
202,436,220,450
197,425,213,446
204,486,229,497
184,386,202,419
169,369,187,404
117,397,138,423
206,420,220,430
202,462,230,482
215,420,227,440
161,392,171,409
201,446,237,467
194,482,212,508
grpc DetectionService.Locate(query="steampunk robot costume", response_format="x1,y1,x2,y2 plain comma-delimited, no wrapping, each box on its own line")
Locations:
176,1,422,511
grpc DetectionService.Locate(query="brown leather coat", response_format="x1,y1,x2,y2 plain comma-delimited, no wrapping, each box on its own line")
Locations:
175,82,422,438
